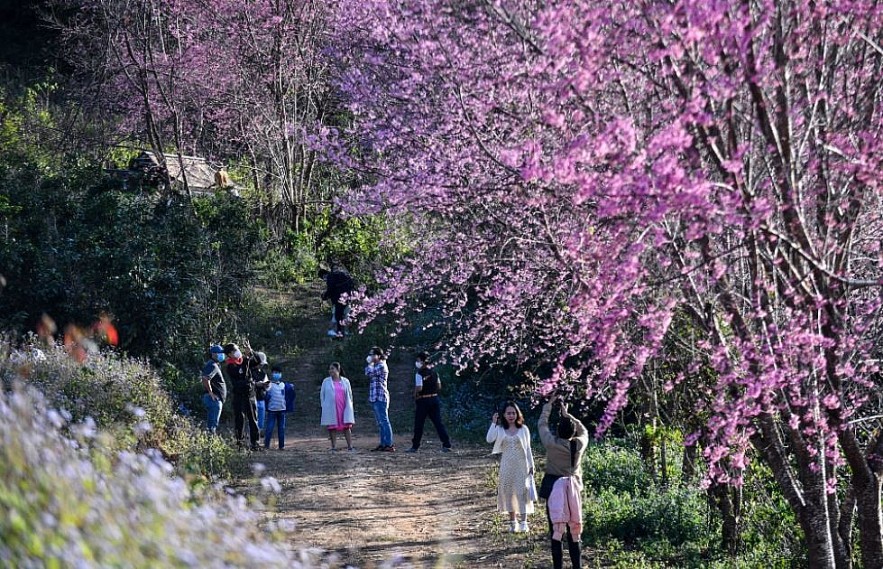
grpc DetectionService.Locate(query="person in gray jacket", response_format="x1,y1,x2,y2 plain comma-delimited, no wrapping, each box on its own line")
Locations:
538,394,589,569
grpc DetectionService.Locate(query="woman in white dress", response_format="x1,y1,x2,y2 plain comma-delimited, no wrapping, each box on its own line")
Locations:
487,401,536,532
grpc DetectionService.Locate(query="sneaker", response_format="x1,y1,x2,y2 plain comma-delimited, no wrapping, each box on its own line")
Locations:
508,521,517,533
329,448,338,452
518,521,529,533
382,445,396,452
347,447,356,452
441,447,452,453
371,445,385,452
326,329,338,337
405,448,418,453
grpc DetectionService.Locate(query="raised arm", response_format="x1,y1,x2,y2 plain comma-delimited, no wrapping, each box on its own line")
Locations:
538,400,555,447
486,412,502,443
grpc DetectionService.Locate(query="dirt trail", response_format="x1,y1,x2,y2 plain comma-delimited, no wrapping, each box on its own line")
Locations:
233,287,549,568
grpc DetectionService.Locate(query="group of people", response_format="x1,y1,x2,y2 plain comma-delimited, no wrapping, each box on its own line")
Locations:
199,342,454,455
200,342,295,450
200,337,584,568
487,394,587,569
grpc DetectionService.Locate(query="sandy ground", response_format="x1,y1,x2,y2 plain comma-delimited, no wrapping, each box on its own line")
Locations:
230,288,553,568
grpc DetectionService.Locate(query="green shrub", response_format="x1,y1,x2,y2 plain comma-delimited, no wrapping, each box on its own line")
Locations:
0,340,238,480
0,381,333,568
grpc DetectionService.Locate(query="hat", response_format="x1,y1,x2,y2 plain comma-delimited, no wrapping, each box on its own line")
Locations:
254,351,268,366
223,343,239,355
210,344,224,354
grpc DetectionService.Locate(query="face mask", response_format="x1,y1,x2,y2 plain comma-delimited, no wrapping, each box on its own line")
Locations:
366,355,374,364
215,353,225,362
272,372,282,381
415,361,423,369
232,349,242,359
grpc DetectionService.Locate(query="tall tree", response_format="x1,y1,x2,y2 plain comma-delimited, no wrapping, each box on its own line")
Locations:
333,1,883,566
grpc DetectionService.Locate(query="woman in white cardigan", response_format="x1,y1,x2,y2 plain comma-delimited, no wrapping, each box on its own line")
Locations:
320,362,356,451
487,401,536,532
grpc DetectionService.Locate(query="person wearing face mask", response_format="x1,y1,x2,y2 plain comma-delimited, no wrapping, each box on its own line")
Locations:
405,352,452,453
224,342,260,451
264,365,292,450
365,346,395,451
200,344,227,434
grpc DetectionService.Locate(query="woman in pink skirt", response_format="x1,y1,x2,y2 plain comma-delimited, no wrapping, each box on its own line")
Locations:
320,362,355,451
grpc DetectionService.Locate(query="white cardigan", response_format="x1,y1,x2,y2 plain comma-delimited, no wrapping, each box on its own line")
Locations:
486,423,536,473
320,377,355,426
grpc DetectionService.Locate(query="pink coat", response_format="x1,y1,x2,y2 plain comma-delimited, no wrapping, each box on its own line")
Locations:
548,476,583,541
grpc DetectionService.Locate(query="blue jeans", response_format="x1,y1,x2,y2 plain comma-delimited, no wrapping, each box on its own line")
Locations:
264,411,286,449
372,399,393,447
202,393,223,433
256,399,266,430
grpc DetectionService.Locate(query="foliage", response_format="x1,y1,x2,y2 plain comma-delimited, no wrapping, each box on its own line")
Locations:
0,378,329,567
332,1,883,565
0,339,239,479
0,139,262,362
582,438,804,568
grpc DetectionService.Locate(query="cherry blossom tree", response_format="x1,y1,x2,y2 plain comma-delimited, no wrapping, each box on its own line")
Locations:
52,0,337,227
333,1,883,566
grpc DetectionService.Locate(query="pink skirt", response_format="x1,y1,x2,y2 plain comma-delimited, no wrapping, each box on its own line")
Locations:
328,380,353,432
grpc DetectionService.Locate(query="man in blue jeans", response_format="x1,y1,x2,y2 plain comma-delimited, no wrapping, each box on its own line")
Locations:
365,346,395,451
405,352,452,453
201,344,227,434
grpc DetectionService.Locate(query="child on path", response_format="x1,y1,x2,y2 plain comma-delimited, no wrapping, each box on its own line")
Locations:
487,401,536,532
264,365,291,449
320,362,355,451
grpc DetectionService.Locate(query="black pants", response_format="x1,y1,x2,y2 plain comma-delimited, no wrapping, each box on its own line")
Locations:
233,395,260,448
333,301,346,333
411,396,451,449
546,502,581,569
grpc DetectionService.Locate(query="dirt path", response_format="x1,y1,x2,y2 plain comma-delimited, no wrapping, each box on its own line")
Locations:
232,287,549,568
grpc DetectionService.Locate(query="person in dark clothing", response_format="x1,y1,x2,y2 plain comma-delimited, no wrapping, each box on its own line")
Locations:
224,342,260,450
318,266,355,338
405,352,453,453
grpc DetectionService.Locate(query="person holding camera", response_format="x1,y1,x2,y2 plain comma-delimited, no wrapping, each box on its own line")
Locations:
365,346,395,451
405,352,453,453
538,394,589,569
487,401,536,532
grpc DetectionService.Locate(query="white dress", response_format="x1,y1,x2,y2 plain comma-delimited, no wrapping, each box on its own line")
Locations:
497,434,535,515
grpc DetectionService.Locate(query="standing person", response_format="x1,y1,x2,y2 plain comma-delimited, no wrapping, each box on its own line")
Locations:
250,351,270,434
264,366,290,450
200,344,227,434
320,362,355,451
318,265,354,338
486,401,536,532
224,343,260,451
538,394,589,569
405,352,453,453
365,346,395,451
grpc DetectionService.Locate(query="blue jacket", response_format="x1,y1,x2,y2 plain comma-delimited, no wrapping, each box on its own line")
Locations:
264,382,296,413
284,383,296,414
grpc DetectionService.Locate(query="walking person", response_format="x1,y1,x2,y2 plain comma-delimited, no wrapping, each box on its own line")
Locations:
264,366,291,449
224,343,260,451
538,394,589,569
320,362,355,451
318,265,355,338
365,346,395,451
487,401,536,532
405,352,452,453
200,344,227,434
